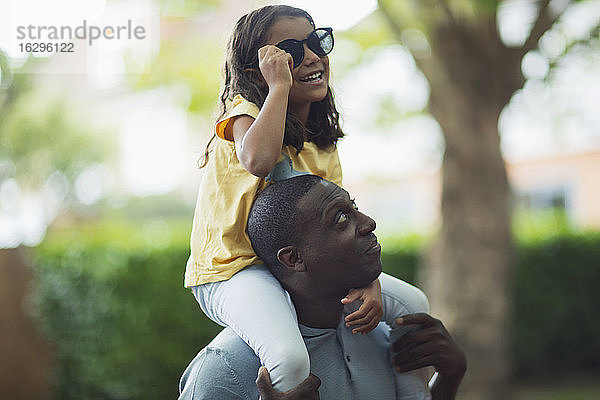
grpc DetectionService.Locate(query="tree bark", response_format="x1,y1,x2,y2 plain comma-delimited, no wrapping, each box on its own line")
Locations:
421,86,515,399
0,248,54,400
377,2,524,398
419,34,516,398
377,0,573,395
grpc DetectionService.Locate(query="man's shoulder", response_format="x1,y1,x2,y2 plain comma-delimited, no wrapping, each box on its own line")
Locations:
381,275,430,318
179,328,260,400
204,327,260,367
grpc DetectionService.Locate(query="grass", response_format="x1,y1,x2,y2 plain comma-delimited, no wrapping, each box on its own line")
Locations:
515,375,600,400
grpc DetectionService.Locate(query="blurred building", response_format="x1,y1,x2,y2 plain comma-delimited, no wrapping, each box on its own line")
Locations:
347,146,600,236
509,147,600,228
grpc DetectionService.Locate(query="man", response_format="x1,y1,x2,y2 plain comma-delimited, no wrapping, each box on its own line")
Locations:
179,175,466,399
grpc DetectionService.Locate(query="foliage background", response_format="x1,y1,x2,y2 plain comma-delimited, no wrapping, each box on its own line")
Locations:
31,222,600,399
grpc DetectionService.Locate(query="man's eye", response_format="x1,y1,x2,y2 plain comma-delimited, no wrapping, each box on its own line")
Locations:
337,212,348,223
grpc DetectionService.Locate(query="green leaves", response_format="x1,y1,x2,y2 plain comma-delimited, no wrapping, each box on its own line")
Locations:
135,37,222,114
31,223,600,398
0,86,109,190
33,222,220,400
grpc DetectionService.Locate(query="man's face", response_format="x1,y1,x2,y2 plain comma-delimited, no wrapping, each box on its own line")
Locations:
296,180,382,298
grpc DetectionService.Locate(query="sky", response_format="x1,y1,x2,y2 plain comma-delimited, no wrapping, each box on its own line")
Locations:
283,0,377,30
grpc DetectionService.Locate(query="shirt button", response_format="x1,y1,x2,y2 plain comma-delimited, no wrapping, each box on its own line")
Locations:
346,355,351,362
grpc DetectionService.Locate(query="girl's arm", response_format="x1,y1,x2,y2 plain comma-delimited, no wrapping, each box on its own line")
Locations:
342,279,383,334
231,45,294,178
343,273,430,334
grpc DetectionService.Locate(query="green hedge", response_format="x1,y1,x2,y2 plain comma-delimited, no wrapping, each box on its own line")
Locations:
32,226,600,399
380,233,600,380
512,233,600,379
33,223,221,400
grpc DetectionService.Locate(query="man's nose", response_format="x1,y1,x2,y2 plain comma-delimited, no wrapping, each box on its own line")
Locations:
357,212,376,235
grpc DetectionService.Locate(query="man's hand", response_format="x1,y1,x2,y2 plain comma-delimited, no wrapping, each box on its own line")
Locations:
256,367,321,400
342,278,383,334
391,313,466,379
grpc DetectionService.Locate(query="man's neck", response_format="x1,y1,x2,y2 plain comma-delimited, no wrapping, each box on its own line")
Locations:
290,293,344,329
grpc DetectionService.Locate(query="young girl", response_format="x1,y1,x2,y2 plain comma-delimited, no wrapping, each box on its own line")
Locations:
185,4,428,393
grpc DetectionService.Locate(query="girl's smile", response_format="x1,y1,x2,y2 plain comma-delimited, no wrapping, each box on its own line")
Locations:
299,70,325,85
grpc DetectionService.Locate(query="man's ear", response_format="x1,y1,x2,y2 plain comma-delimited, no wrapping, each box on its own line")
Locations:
277,246,306,272
244,68,267,89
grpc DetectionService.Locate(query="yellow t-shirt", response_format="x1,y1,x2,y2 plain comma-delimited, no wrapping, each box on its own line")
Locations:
184,95,343,286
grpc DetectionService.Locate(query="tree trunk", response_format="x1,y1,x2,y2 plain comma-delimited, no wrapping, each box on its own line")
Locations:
415,19,518,400
419,109,514,399
377,0,569,397
0,248,54,400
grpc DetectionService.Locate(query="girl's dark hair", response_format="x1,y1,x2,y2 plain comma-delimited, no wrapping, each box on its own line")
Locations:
199,5,344,168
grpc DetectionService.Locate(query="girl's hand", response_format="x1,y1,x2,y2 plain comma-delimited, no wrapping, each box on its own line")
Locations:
258,45,294,91
341,279,383,334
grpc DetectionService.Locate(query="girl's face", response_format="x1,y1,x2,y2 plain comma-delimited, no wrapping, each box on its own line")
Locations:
265,17,330,119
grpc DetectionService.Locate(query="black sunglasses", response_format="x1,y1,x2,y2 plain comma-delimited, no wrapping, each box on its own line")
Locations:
276,27,334,68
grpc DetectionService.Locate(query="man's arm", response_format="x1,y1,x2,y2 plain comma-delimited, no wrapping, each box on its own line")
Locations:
391,313,467,400
179,328,321,400
179,349,247,400
178,329,262,400
376,274,434,398
379,273,430,326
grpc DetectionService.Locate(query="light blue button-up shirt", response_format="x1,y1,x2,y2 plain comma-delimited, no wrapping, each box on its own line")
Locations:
179,320,430,399
180,275,431,399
